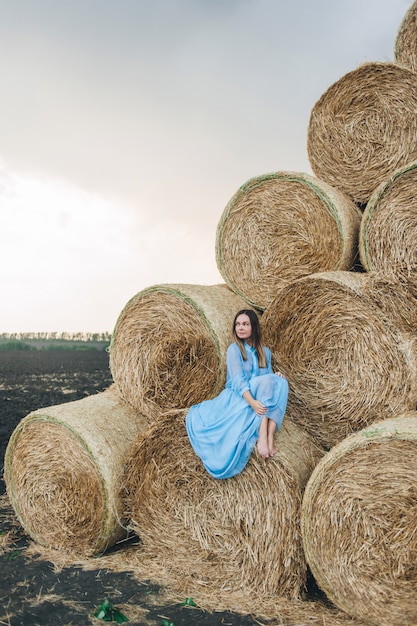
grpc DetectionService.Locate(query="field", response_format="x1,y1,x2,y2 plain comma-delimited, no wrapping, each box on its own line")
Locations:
0,350,260,626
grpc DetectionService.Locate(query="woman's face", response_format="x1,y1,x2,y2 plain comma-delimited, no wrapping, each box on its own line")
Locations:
235,314,252,343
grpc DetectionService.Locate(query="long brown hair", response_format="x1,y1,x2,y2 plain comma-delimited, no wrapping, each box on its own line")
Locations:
232,309,267,368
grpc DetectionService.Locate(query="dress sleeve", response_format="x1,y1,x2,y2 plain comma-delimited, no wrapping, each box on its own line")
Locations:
226,343,250,396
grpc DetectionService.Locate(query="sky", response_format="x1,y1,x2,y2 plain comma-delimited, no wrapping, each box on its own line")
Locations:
0,0,412,333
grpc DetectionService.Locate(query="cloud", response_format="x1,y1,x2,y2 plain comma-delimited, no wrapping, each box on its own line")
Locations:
0,0,407,200
0,0,413,330
0,170,222,332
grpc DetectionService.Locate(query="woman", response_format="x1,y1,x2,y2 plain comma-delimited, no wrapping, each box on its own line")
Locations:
186,309,288,479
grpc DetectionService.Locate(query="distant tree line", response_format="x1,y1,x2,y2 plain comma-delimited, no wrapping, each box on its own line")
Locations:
0,331,111,341
0,331,111,351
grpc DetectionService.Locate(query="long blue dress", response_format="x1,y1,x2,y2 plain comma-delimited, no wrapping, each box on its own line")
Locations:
186,342,289,479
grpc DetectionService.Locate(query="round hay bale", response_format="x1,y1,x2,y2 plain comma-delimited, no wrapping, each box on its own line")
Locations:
123,411,324,602
358,271,417,341
359,161,417,289
4,386,147,556
301,411,417,626
109,283,251,415
307,62,417,205
395,0,417,73
215,171,361,310
261,271,417,449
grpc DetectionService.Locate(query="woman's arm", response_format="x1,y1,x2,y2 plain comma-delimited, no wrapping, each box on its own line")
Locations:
243,390,267,415
227,344,266,414
225,343,251,396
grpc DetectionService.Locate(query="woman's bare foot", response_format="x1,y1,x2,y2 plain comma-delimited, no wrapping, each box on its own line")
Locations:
257,439,270,458
257,417,269,458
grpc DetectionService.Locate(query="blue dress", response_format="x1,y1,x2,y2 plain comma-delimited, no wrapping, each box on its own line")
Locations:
186,342,289,479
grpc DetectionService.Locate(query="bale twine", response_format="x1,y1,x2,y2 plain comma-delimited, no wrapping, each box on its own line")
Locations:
261,271,417,449
359,161,417,289
307,62,417,205
395,0,417,73
109,283,251,415
215,171,361,310
301,411,417,626
4,386,147,556
123,411,324,606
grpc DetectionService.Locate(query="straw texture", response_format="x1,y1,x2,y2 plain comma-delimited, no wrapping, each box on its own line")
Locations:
359,161,417,290
215,171,361,310
307,62,417,205
395,0,417,73
123,410,324,603
109,283,250,415
4,387,147,556
301,411,417,626
262,271,417,449
358,271,417,341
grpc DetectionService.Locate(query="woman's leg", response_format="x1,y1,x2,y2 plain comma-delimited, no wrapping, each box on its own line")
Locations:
250,374,288,431
267,418,277,457
257,416,270,458
258,416,277,458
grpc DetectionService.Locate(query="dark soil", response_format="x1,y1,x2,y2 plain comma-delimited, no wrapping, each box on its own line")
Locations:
0,350,259,626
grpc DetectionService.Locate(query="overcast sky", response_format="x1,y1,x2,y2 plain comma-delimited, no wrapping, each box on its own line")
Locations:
0,0,411,333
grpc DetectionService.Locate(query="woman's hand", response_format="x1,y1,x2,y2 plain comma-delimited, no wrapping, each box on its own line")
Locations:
243,390,267,415
275,371,286,378
251,399,267,415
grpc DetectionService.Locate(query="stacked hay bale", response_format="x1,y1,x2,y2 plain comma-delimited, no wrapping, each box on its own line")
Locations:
4,386,147,556
301,412,417,626
358,271,417,340
395,0,417,72
261,271,417,450
307,62,417,207
359,161,417,290
215,171,361,310
123,410,324,607
109,283,253,415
